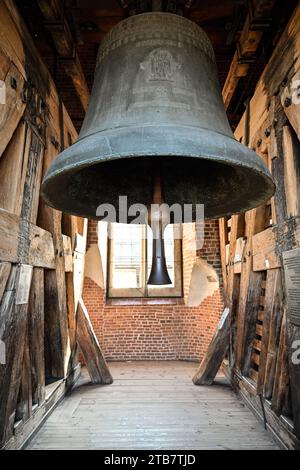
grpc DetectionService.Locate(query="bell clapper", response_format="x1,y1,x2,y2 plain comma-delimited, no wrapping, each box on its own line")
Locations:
147,167,172,286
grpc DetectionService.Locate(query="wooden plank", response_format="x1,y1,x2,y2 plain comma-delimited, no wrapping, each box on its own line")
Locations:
233,236,246,274
0,120,31,215
26,362,278,450
282,126,300,217
43,211,70,379
281,76,300,141
0,265,33,446
0,262,11,300
0,44,10,79
235,206,266,372
65,271,77,373
237,373,299,449
257,269,282,394
28,268,45,406
252,227,280,271
21,131,44,225
77,299,113,385
3,364,80,450
73,250,85,310
193,308,230,385
0,208,55,269
271,312,289,416
241,270,265,376
62,235,73,272
287,319,300,438
75,232,87,255
218,219,228,293
224,214,245,368
38,130,71,379
15,326,32,424
264,275,284,399
0,56,26,158
258,269,283,399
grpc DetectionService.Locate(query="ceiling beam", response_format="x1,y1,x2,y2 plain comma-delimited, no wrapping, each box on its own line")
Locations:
37,0,90,111
222,0,276,110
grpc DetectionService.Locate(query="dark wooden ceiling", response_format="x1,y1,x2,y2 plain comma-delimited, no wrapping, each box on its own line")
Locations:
17,0,298,132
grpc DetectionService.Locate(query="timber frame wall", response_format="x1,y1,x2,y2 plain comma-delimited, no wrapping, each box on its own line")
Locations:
0,0,87,449
220,3,300,450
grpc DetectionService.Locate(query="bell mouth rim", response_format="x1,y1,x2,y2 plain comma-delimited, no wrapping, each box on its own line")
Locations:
41,125,275,220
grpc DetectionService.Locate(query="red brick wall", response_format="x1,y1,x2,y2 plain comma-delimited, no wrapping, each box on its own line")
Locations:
83,220,224,362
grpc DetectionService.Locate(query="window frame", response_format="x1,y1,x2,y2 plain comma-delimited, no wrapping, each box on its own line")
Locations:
106,223,183,299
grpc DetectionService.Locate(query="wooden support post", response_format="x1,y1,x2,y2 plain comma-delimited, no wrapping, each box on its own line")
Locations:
0,48,26,158
263,273,284,400
271,311,289,416
257,269,283,395
193,308,230,385
0,265,33,446
28,268,45,406
282,126,300,218
235,206,266,373
43,212,70,379
77,299,113,385
241,271,264,377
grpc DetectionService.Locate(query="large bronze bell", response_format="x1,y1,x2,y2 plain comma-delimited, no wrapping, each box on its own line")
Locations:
41,12,275,285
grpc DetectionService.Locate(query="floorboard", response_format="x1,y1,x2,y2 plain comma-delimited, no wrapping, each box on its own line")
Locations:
26,361,279,450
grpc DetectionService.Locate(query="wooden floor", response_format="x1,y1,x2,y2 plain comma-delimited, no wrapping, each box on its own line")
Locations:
27,361,278,450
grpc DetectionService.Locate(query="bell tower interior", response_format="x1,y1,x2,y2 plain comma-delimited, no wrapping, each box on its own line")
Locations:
0,0,300,451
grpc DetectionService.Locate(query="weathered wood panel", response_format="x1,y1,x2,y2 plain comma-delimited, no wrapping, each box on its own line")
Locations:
0,0,86,451
0,51,26,158
282,126,300,218
193,308,230,385
77,300,113,385
0,208,55,268
252,228,280,271
28,268,45,406
0,265,32,446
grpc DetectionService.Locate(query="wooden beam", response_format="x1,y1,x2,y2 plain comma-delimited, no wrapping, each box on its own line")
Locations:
235,206,266,372
241,271,264,377
252,227,281,271
0,49,26,159
28,268,45,406
282,126,300,218
37,0,90,111
193,308,230,385
257,269,282,394
0,265,33,446
218,218,228,294
263,271,284,399
222,0,276,109
271,311,289,416
77,299,113,385
0,262,11,300
43,210,70,379
0,208,55,269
